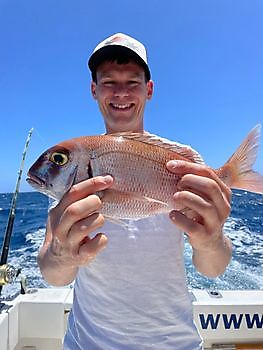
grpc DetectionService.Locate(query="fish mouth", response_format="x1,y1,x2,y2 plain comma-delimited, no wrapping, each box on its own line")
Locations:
26,174,46,188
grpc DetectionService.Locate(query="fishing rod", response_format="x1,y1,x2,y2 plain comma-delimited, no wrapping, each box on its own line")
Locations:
0,128,33,296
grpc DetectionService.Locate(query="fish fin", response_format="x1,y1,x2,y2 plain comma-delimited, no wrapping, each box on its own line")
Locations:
110,131,205,164
103,189,168,206
104,216,132,229
219,124,263,194
142,195,168,206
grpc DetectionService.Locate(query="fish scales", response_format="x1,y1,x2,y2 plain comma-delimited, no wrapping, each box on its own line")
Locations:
87,135,181,218
91,137,184,218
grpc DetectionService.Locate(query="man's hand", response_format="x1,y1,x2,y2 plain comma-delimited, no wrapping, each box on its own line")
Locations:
166,160,232,277
38,175,113,286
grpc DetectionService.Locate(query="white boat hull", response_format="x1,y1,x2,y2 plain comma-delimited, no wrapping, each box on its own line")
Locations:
0,288,262,349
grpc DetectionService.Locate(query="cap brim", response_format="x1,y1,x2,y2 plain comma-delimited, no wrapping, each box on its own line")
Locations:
88,45,151,80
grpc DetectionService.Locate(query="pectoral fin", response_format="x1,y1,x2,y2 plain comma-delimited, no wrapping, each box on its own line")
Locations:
102,189,167,206
103,216,133,229
100,189,169,220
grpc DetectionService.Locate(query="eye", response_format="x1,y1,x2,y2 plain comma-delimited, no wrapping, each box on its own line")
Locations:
103,81,114,87
50,152,69,166
128,80,139,87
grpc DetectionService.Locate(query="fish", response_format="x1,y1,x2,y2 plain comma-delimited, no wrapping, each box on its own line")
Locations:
27,125,263,220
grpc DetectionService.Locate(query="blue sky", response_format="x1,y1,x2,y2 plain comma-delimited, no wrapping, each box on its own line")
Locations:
1,0,262,193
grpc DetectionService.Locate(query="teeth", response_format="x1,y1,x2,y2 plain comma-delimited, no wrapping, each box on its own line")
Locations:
112,103,131,109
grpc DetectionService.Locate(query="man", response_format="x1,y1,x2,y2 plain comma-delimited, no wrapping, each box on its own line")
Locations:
38,33,232,349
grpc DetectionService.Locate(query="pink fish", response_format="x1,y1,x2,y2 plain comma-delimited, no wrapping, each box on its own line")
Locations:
27,125,263,220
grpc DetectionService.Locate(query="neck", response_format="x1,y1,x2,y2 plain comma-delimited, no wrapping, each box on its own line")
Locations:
105,123,144,135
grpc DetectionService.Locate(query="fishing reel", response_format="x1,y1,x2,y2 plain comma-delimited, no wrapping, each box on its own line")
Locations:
0,264,20,286
0,264,28,296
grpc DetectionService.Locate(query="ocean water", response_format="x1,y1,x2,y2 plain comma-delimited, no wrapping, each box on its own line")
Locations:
0,190,262,297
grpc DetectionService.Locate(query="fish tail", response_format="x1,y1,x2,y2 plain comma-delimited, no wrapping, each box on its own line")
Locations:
219,124,263,194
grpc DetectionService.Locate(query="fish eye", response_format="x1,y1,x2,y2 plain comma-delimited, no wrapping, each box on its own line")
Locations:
50,152,69,166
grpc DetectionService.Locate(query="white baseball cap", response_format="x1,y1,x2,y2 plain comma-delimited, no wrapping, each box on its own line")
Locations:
88,33,151,80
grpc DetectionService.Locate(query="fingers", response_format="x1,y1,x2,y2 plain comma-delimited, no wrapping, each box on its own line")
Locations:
174,174,231,223
49,230,108,268
54,175,113,217
45,175,114,268
167,160,232,249
169,210,203,236
167,160,232,204
171,189,221,237
78,233,108,265
167,160,231,221
67,213,105,248
56,195,103,240
49,175,113,235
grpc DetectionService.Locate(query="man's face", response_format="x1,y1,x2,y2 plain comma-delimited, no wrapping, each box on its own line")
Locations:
91,61,153,133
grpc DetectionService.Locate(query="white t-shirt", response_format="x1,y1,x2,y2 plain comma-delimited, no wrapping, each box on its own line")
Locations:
63,214,203,350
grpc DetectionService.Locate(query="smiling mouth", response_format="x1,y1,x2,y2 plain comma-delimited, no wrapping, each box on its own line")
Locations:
109,103,134,110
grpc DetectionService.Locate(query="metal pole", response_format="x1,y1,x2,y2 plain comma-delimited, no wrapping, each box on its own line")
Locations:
0,128,33,295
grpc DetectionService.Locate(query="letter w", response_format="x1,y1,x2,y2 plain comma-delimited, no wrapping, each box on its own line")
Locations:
199,314,220,330
245,314,263,329
222,314,243,329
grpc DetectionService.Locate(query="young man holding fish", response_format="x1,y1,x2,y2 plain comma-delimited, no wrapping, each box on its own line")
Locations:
34,33,246,349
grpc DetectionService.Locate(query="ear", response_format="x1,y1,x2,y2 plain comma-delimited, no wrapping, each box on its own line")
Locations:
91,81,97,100
146,80,154,100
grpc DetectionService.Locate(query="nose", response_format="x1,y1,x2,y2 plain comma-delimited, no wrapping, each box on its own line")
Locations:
113,83,129,98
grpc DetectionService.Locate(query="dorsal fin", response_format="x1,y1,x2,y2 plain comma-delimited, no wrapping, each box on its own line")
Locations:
110,131,205,164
